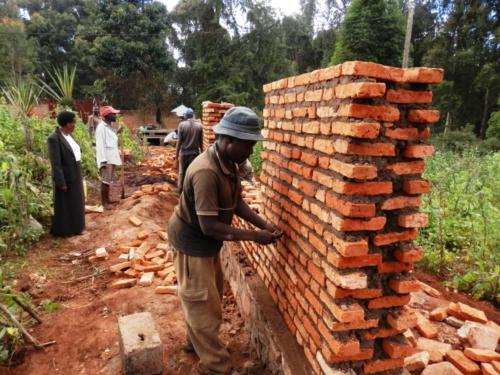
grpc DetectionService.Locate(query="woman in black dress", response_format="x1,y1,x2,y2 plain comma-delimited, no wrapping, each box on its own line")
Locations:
47,111,85,236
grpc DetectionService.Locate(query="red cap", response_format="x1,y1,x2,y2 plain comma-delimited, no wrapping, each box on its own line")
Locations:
100,106,120,117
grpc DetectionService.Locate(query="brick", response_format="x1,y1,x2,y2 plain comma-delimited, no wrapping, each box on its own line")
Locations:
327,252,381,269
403,179,431,194
305,89,323,101
403,144,435,158
329,302,365,323
110,261,132,273
417,337,452,362
312,170,333,188
137,231,149,240
481,363,499,375
464,348,500,362
319,64,342,81
303,120,320,134
387,160,425,175
378,262,414,273
416,313,438,338
373,229,417,246
325,230,369,257
95,247,108,258
364,358,404,374
341,60,403,81
335,82,386,99
331,215,386,231
307,261,326,286
129,215,143,226
334,139,396,157
383,337,417,359
387,308,417,331
385,127,420,140
323,346,374,364
325,192,376,218
323,87,335,100
381,196,422,210
404,351,430,371
337,103,400,122
402,67,444,84
329,159,377,180
398,213,429,228
324,263,368,290
422,362,462,375
458,321,500,350
429,306,448,321
332,180,392,196
394,247,424,263
446,350,481,375
328,318,379,332
313,138,334,154
318,321,360,356
110,278,137,289
493,362,500,373
389,278,421,294
330,121,380,139
138,272,155,287
368,294,411,309
449,302,488,323
386,89,433,103
364,327,401,340
408,109,440,123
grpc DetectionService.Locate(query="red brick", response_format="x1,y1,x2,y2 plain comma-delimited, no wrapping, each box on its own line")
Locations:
429,306,448,321
322,87,335,100
364,328,402,340
393,247,423,263
305,89,323,102
416,313,439,339
304,288,323,316
324,230,369,257
307,261,326,286
373,229,418,246
298,179,317,197
329,159,378,180
387,160,425,175
481,363,498,375
446,350,481,375
326,283,383,299
449,302,488,323
318,156,330,169
341,60,404,81
368,294,411,309
381,196,422,210
309,232,328,256
408,109,440,123
386,89,433,103
334,139,396,157
402,67,444,84
337,103,400,122
385,127,420,140
387,308,417,330
302,120,320,134
389,278,421,294
403,179,431,194
382,337,417,359
292,107,308,117
492,361,500,373
323,346,374,364
325,192,376,218
328,301,365,323
378,262,414,273
464,348,500,362
318,321,360,356
335,82,386,99
312,170,333,188
319,64,341,81
364,358,404,374
327,252,381,269
331,215,386,231
398,213,429,228
324,263,368,290
404,144,435,158
312,138,334,155
331,121,380,139
332,180,392,196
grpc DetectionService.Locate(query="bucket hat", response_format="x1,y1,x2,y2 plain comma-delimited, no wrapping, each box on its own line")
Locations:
213,106,263,141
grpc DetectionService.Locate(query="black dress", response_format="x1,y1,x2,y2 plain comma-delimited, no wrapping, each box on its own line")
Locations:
47,128,85,236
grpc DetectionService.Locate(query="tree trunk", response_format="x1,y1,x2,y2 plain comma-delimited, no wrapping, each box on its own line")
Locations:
479,86,489,139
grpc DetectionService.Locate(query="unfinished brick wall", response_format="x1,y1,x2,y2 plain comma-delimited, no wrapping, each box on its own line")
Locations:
201,101,234,149
236,61,443,374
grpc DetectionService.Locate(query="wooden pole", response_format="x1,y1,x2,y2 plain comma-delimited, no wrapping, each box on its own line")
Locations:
402,0,415,68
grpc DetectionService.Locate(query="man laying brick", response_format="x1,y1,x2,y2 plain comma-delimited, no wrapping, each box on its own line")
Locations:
168,106,282,375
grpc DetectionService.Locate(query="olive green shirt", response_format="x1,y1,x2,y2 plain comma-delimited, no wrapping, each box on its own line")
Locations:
168,144,241,257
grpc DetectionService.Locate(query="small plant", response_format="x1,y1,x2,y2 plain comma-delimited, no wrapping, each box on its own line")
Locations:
40,65,76,109
39,299,60,313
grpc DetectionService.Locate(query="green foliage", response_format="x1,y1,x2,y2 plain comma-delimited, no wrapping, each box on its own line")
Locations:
249,141,262,174
39,299,60,313
418,150,500,301
331,0,405,66
41,65,77,108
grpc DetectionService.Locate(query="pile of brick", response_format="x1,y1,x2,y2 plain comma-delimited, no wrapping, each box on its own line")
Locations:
137,147,178,182
201,101,234,150
235,61,449,374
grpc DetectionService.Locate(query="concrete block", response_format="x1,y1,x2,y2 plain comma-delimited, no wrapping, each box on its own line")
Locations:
118,312,163,375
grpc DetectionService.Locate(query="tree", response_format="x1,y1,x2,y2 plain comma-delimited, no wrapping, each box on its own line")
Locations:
331,0,405,66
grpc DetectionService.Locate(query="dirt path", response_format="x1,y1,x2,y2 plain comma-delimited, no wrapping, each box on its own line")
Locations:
2,148,262,375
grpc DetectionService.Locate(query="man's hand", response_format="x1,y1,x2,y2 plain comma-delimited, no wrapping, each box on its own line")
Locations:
264,222,283,239
254,230,277,245
173,156,179,170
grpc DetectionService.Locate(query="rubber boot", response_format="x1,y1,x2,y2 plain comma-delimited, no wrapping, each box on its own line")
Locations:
101,183,116,209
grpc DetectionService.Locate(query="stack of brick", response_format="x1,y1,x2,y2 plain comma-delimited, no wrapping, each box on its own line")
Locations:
238,61,443,374
201,101,234,150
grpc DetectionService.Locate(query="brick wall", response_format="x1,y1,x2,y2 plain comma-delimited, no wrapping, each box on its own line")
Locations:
236,61,443,374
201,101,234,150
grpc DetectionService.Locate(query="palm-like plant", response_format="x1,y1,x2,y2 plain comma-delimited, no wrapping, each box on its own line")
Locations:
41,65,76,109
2,78,42,151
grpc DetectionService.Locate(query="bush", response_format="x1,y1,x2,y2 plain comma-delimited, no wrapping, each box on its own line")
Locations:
418,149,500,301
249,141,262,174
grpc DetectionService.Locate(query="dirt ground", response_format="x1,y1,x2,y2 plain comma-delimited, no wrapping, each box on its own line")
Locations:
1,148,264,375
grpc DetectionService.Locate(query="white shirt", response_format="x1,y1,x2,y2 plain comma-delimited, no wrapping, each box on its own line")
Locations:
95,120,122,166
61,130,81,162
164,131,178,144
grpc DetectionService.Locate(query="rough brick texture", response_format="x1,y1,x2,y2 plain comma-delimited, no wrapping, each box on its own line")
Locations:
219,61,441,375
201,101,234,150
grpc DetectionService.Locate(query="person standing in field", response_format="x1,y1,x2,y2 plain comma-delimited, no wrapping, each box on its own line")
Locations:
175,107,203,192
168,106,282,375
95,106,122,208
86,106,100,136
47,111,85,237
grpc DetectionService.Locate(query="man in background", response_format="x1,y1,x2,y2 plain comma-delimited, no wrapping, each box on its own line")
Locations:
86,106,100,136
175,107,203,192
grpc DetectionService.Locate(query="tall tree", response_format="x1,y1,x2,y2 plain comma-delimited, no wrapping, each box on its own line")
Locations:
331,0,405,66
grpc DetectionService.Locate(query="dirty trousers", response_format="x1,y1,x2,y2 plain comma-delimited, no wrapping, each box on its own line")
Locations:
173,250,230,374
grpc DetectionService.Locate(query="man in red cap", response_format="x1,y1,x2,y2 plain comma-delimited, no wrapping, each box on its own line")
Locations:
95,106,122,208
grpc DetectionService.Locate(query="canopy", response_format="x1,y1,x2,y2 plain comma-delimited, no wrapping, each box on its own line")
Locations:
171,104,188,117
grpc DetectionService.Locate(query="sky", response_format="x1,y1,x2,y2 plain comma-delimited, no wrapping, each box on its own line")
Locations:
159,0,303,17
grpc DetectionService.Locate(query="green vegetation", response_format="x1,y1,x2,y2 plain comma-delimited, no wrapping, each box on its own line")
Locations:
331,0,405,66
419,149,500,301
